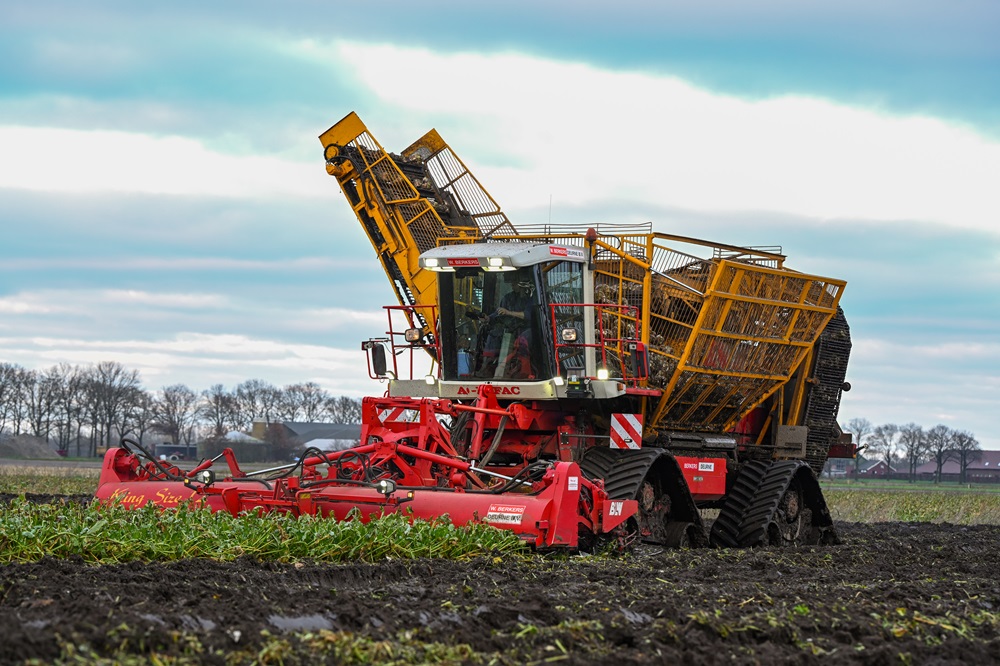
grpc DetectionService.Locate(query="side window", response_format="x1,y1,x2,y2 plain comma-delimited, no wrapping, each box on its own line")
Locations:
543,261,585,374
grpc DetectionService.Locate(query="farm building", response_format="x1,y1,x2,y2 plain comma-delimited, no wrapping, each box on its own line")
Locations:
853,460,895,477
251,420,361,450
915,450,1000,483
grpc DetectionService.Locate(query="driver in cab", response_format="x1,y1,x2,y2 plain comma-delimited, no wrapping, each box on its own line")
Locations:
497,278,533,325
471,276,535,378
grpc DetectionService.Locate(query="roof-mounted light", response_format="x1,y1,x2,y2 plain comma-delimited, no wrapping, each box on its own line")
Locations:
482,256,515,272
421,257,456,272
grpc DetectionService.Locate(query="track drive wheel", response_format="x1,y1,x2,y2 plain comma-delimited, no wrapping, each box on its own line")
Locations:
662,521,701,548
633,473,672,543
767,477,808,545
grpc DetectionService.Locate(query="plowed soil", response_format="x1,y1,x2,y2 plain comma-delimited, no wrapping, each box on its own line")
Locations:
3,517,1000,665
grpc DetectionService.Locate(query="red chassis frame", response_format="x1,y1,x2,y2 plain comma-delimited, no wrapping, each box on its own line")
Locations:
95,387,637,551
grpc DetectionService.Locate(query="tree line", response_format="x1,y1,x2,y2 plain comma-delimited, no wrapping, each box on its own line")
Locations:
0,361,362,457
2,360,986,475
843,417,982,483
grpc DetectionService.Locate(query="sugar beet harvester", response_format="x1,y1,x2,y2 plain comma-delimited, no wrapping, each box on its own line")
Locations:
96,112,855,551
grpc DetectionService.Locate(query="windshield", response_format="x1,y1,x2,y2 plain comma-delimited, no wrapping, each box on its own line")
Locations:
440,267,546,380
439,260,586,382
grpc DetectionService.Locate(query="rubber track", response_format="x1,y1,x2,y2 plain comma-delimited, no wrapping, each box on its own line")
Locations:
708,461,769,548
578,446,616,483
802,307,852,474
580,447,702,528
736,460,806,547
580,447,661,500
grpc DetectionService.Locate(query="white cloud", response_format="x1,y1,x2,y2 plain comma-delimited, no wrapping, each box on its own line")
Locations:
299,307,387,328
0,287,390,337
0,295,56,315
328,41,1000,235
7,42,998,233
0,126,328,198
0,332,383,396
0,256,372,272
852,337,1000,363
100,290,226,309
0,288,225,317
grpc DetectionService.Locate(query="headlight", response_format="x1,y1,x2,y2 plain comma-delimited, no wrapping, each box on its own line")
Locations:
560,328,578,342
404,328,422,342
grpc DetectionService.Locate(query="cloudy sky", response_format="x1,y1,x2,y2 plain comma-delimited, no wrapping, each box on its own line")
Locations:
1,1,998,447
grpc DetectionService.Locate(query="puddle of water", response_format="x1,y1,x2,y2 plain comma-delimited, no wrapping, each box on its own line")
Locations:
268,613,334,632
180,614,217,631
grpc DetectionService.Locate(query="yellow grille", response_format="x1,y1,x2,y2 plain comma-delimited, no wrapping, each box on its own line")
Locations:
650,259,844,432
480,228,844,433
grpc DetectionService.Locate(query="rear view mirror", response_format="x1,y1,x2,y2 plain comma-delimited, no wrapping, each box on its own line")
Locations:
371,344,388,377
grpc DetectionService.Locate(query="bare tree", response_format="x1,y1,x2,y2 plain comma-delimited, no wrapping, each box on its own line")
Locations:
0,364,32,436
924,424,955,484
868,423,900,477
844,417,873,479
23,368,56,440
47,363,81,454
0,362,20,436
124,389,156,446
898,422,927,483
233,379,280,431
65,369,89,457
200,384,236,440
283,382,330,422
2,361,379,462
152,384,199,448
86,361,143,455
274,387,302,423
326,396,363,423
950,430,982,484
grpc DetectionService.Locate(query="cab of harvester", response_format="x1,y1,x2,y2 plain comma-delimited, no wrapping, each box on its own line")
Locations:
365,239,648,403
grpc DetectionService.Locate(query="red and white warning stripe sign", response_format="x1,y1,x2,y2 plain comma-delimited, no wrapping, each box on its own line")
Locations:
378,407,415,423
610,413,643,449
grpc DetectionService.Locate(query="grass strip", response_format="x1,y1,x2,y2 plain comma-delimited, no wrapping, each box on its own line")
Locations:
0,498,526,564
824,487,1000,524
0,466,99,495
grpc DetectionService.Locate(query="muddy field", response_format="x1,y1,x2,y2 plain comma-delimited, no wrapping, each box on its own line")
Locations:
3,517,1000,665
